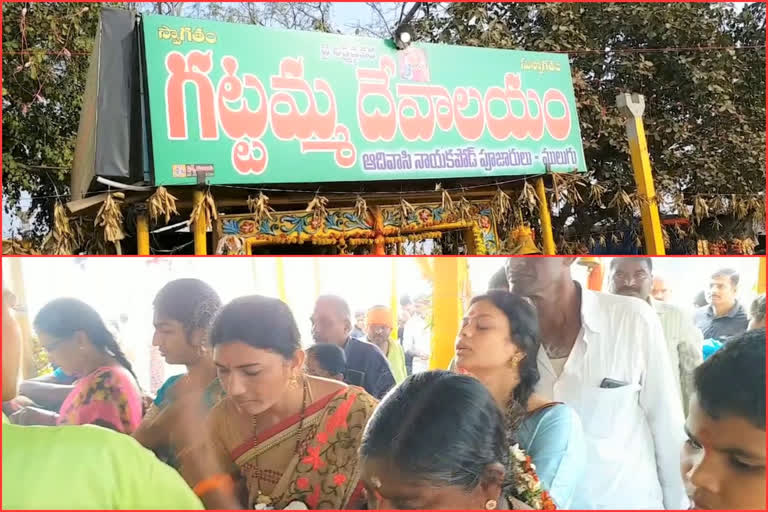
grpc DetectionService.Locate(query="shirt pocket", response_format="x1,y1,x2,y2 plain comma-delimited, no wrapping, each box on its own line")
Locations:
582,383,641,439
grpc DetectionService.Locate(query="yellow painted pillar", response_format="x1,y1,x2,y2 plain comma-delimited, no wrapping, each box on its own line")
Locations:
757,257,765,294
136,210,150,255
192,189,207,255
372,206,386,256
275,257,288,303
416,257,434,281
313,258,322,298
616,93,665,255
535,177,556,255
390,259,399,341
430,257,462,370
8,258,35,378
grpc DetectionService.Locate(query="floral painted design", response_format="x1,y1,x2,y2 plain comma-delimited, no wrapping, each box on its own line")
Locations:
57,366,142,434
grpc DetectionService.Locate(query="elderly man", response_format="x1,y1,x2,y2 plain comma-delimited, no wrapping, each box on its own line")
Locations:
365,305,407,384
311,295,395,399
608,257,703,416
505,257,688,510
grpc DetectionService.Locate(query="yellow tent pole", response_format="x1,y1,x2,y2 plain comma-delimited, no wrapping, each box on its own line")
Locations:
275,257,288,303
251,258,261,293
416,257,434,281
616,93,665,255
192,189,207,255
430,258,462,370
8,258,34,378
535,177,556,255
757,257,765,294
313,258,322,298
390,259,399,341
136,209,150,255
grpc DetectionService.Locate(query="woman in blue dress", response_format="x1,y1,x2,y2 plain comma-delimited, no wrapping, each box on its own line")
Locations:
454,290,586,509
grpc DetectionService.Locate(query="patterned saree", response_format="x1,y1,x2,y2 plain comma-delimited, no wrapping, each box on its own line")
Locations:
210,386,377,509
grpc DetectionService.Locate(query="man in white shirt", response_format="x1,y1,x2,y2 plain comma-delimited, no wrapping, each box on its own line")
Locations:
505,257,688,510
608,257,703,416
402,296,431,374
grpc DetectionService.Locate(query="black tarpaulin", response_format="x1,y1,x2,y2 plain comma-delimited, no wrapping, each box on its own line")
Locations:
71,7,143,200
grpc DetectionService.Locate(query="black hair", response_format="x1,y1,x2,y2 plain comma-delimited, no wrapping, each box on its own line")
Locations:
210,295,300,359
488,267,509,291
694,328,765,430
153,279,222,338
306,344,347,375
711,268,740,287
33,298,138,383
609,257,652,273
316,294,352,321
361,370,507,490
469,291,540,417
750,294,766,324
400,295,413,307
693,290,708,308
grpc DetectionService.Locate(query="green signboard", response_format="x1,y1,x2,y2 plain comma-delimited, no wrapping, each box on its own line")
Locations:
141,14,586,186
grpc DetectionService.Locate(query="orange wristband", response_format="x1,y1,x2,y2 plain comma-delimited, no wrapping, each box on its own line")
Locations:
193,474,234,497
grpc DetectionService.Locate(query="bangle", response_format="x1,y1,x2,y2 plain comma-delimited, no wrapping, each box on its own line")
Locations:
193,474,234,497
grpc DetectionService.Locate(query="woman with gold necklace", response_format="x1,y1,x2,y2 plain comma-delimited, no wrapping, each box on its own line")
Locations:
176,295,378,510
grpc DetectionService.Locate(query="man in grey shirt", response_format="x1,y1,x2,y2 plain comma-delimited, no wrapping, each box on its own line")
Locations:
694,268,748,341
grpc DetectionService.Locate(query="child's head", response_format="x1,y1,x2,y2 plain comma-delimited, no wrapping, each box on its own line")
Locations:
682,328,765,509
305,344,346,382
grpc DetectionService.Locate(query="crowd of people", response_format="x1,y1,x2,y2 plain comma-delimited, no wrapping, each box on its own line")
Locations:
2,257,765,510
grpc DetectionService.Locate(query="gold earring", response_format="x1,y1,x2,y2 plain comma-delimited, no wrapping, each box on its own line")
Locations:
288,375,299,389
485,499,497,510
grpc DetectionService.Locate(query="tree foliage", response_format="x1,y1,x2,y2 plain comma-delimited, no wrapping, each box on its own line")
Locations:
3,2,764,244
2,2,107,238
415,2,765,242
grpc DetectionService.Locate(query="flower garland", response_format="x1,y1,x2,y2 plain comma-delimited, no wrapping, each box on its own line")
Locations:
508,444,556,510
471,223,487,255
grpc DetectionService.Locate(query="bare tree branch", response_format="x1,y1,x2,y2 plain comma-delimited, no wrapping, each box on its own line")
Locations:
365,2,395,38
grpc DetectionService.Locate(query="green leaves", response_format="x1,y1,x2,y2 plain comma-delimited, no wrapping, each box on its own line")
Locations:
414,2,765,243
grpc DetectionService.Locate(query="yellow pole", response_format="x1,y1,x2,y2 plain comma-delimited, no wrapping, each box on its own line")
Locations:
390,259,399,341
136,212,150,256
535,177,556,255
8,258,34,378
313,258,322,298
275,257,288,303
757,257,766,294
192,189,207,255
430,258,462,370
616,93,665,255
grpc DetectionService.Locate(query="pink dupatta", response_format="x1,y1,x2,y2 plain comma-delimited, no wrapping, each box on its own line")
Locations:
57,366,142,434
